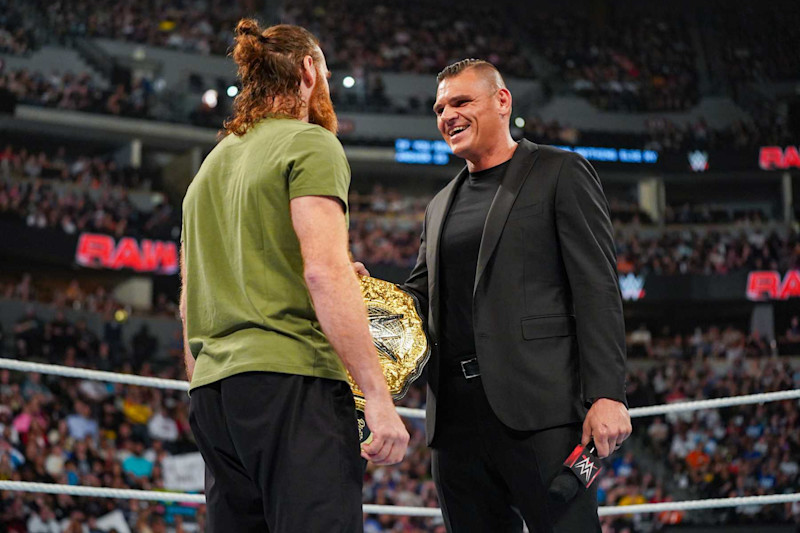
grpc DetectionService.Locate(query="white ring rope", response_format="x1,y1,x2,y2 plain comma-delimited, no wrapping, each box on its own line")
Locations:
0,358,189,391
0,481,440,517
395,406,424,418
628,389,800,418
0,481,797,517
1,358,798,420
2,358,799,519
597,493,800,517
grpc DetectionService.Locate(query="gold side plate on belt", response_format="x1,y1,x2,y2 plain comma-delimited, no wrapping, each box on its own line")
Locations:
348,276,430,413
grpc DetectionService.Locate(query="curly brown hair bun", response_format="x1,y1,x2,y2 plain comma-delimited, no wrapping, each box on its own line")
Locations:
223,19,322,137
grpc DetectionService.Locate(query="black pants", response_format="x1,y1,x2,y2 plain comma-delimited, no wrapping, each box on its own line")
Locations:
189,372,364,533
432,373,601,533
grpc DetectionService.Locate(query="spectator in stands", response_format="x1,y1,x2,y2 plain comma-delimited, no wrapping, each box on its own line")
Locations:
66,400,99,441
147,406,179,446
131,324,158,369
73,318,99,361
121,438,153,481
13,305,42,357
49,310,73,358
785,316,800,342
20,373,52,403
13,273,36,301
152,293,177,317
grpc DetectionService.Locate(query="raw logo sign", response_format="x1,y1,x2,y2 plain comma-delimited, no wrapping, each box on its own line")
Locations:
75,233,178,275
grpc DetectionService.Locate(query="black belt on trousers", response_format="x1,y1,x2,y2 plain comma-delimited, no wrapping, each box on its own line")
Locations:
443,356,481,379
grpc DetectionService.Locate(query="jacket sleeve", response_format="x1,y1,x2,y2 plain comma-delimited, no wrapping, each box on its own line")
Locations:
400,208,429,323
554,152,627,407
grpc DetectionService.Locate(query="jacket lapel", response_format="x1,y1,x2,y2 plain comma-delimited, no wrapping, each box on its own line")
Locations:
474,140,539,294
426,167,468,340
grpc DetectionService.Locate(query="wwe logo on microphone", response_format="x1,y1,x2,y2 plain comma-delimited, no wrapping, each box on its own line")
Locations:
574,455,598,483
564,443,602,488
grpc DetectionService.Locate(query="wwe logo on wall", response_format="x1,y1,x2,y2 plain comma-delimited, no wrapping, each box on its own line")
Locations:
688,150,709,172
619,273,645,301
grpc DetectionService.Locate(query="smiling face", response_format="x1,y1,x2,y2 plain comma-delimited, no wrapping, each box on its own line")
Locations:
433,67,513,171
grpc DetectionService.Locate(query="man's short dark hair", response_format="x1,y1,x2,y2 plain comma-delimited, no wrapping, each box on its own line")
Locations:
436,59,506,89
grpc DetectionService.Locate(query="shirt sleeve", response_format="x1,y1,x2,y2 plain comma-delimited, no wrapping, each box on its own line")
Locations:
286,127,350,213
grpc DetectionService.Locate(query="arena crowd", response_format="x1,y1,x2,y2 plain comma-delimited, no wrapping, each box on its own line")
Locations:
1,293,798,531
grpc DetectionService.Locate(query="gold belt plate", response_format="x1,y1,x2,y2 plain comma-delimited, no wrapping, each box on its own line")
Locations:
348,276,430,412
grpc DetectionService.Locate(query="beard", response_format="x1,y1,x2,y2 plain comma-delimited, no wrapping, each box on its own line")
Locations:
308,79,338,134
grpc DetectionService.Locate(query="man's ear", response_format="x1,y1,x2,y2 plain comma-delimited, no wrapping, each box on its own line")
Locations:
301,55,316,89
497,87,512,116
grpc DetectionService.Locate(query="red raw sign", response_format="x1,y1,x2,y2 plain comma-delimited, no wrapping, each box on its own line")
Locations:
759,146,800,170
75,233,178,275
746,270,800,300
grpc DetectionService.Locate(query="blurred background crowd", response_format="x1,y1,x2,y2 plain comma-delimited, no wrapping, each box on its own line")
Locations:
1,281,799,531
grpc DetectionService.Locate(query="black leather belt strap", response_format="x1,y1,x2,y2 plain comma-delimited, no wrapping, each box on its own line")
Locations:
458,357,480,379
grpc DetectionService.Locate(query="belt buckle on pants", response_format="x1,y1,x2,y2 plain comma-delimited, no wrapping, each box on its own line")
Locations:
460,357,480,379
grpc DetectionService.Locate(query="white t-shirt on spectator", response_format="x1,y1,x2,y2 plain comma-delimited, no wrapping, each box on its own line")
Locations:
780,459,799,477
78,380,109,402
44,452,65,477
670,433,692,458
147,412,179,442
647,420,669,443
26,514,60,533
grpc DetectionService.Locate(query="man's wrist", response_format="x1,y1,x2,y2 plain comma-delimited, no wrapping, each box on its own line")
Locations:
362,385,393,404
585,397,624,408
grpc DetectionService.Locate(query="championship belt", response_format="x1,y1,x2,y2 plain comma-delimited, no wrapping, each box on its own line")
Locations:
349,276,430,444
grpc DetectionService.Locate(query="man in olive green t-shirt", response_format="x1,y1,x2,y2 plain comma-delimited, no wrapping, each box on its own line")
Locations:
180,21,408,533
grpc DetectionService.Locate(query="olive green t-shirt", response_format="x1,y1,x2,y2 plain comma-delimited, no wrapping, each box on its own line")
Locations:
181,118,350,391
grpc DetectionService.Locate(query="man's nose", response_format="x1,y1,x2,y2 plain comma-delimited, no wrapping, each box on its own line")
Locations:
440,107,457,125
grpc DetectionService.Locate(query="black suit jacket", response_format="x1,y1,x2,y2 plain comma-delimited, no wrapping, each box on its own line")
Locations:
403,140,627,446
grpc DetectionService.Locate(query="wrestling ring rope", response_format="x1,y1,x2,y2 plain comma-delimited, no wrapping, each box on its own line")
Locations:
1,357,798,518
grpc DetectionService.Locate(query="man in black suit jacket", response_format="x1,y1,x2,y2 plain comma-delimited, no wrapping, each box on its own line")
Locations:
401,59,632,532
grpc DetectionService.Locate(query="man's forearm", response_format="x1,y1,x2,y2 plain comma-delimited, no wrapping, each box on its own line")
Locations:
179,288,194,381
183,346,195,382
290,195,392,403
305,263,389,400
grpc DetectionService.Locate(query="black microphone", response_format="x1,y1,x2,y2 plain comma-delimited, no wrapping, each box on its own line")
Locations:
548,441,602,503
